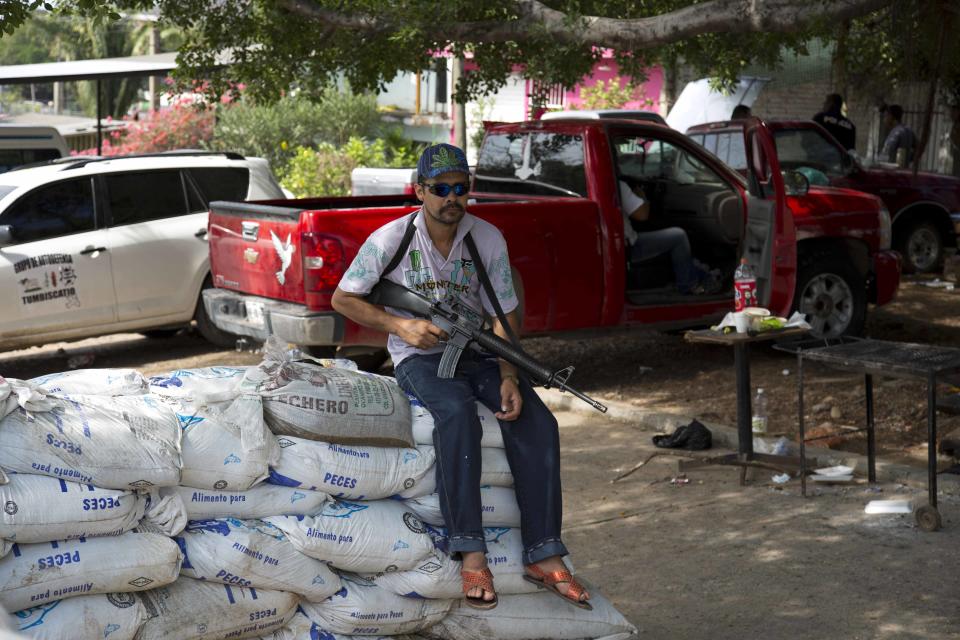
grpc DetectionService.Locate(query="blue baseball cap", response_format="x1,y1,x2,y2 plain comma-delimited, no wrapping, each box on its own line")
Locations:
417,143,470,181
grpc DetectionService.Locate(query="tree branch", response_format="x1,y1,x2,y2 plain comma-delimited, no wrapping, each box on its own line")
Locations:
280,0,894,49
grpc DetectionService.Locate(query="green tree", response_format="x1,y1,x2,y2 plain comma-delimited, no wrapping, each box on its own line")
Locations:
208,89,382,170
1,1,894,105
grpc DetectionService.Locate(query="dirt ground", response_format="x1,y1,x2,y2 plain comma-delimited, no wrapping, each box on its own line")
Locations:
558,409,960,639
2,276,960,465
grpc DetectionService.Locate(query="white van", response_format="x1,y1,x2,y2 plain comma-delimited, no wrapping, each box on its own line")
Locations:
0,125,69,173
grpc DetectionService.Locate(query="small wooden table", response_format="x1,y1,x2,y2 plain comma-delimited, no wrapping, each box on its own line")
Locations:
684,327,810,482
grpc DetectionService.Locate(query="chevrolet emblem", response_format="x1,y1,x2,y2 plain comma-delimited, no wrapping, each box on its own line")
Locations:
244,248,259,264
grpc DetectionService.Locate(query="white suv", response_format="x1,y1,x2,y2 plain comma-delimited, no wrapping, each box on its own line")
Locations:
0,151,284,350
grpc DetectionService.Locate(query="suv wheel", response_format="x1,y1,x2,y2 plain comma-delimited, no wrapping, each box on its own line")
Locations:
194,276,245,348
900,221,943,273
794,255,866,338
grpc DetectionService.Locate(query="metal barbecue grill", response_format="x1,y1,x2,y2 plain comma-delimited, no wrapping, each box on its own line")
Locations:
794,338,960,531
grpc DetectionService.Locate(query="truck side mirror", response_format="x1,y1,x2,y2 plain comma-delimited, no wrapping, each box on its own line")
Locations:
0,225,12,246
782,170,810,197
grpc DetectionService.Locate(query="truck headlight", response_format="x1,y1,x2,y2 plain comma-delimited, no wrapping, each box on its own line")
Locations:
878,205,892,250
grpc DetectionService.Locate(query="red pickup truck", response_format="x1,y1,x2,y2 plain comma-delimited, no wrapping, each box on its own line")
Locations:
203,118,900,356
688,119,960,273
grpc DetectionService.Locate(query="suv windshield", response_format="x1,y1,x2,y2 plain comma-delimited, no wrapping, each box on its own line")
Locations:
690,127,847,179
773,128,846,178
474,132,587,197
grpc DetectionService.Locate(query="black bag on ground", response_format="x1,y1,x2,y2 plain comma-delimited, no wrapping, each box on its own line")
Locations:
652,419,712,450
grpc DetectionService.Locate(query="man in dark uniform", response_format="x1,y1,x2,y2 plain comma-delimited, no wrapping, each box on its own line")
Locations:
814,93,856,151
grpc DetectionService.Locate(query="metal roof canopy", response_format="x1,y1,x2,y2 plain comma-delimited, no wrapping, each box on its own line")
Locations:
0,52,179,154
0,52,177,85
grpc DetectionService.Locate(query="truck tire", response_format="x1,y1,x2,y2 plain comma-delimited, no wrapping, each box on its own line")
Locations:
899,221,943,274
194,276,245,349
793,255,866,339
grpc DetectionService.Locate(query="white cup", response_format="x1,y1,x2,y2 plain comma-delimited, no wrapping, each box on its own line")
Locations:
733,312,750,333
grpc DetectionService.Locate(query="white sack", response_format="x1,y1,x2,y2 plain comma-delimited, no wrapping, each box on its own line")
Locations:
298,575,452,637
176,518,341,602
179,394,280,491
137,577,299,640
368,527,541,600
0,532,181,612
247,341,413,447
422,583,637,640
0,474,145,544
29,369,148,397
0,378,54,421
8,592,149,640
148,366,251,404
398,448,512,499
408,395,503,449
139,489,188,537
265,500,433,573
268,436,434,500
0,394,181,490
170,484,328,521
258,366,413,447
261,609,428,639
404,486,520,528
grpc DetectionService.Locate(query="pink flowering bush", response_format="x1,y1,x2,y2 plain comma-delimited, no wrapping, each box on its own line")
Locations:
75,98,215,156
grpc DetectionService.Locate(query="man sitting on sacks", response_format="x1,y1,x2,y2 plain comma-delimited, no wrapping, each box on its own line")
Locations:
331,143,591,611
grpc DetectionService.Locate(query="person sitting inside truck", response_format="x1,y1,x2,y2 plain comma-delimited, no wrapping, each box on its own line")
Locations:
619,179,721,294
332,143,591,612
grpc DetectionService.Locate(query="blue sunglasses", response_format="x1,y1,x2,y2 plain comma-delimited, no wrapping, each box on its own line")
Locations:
421,181,469,197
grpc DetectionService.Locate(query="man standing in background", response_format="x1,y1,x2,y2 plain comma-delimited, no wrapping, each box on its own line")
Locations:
880,104,916,165
814,93,857,151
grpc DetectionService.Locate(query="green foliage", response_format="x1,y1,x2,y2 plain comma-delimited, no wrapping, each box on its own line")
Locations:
0,11,185,117
2,0,924,119
279,133,421,197
209,90,381,171
843,2,960,103
139,0,827,105
574,76,652,110
281,144,353,198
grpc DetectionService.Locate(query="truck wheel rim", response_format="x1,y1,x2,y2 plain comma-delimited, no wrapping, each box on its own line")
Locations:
799,273,854,338
907,227,939,271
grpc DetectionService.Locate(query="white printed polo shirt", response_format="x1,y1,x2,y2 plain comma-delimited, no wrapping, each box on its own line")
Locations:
338,208,518,366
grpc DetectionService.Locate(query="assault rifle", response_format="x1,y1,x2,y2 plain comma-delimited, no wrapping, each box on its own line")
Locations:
366,280,607,413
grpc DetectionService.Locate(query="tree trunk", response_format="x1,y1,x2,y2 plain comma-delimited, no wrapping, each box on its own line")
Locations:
452,57,467,154
913,3,949,175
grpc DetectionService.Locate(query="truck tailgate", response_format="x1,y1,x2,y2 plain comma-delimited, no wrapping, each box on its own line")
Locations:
208,201,307,304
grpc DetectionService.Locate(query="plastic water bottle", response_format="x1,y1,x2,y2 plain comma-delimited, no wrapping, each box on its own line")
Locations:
734,258,757,312
752,388,768,435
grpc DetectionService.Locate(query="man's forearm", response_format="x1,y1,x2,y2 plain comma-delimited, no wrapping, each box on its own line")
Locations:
493,311,522,378
331,289,403,335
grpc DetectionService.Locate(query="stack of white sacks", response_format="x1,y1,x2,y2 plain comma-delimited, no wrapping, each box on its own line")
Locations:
0,339,636,640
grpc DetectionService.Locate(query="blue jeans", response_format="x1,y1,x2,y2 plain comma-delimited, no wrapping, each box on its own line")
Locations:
395,351,568,565
631,227,698,292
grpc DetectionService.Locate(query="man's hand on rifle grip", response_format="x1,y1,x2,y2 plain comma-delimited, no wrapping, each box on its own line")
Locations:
396,318,448,349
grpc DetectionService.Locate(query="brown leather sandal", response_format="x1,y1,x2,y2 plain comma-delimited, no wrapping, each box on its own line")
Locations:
523,564,593,610
461,567,498,610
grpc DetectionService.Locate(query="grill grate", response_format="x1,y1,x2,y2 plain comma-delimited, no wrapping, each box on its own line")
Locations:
801,339,960,378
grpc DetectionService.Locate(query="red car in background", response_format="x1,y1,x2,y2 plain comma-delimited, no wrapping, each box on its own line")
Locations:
688,119,960,273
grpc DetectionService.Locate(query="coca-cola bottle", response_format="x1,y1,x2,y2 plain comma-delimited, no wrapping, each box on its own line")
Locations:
734,258,757,312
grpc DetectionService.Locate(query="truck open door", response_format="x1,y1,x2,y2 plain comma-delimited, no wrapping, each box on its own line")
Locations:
741,117,797,317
